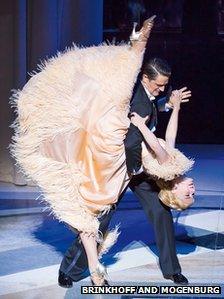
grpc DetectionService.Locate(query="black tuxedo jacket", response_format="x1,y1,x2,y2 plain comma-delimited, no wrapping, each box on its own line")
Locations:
124,81,167,173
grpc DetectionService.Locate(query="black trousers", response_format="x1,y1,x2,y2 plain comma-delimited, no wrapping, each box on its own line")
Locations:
59,173,181,280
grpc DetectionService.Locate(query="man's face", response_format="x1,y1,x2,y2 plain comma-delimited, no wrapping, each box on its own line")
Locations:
142,73,169,96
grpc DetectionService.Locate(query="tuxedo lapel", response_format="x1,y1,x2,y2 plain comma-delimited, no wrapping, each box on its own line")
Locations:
139,83,157,130
130,82,158,130
131,83,149,107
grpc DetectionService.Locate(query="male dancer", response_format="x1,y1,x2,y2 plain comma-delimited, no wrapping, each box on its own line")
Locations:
58,57,191,287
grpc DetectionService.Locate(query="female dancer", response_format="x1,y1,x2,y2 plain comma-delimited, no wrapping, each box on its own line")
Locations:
11,17,193,285
130,88,195,211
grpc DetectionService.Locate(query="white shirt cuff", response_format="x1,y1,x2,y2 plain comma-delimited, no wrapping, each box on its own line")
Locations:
132,166,143,175
165,103,172,111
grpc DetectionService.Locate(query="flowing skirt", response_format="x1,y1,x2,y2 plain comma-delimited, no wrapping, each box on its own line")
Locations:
11,44,143,236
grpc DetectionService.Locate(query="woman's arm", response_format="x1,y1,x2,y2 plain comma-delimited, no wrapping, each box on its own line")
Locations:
131,90,182,163
131,113,170,164
165,90,181,148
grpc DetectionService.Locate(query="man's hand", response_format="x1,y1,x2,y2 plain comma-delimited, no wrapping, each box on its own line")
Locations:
167,87,192,108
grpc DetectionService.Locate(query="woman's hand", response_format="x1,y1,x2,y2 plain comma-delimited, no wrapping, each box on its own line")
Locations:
169,90,182,109
168,87,191,109
130,112,148,128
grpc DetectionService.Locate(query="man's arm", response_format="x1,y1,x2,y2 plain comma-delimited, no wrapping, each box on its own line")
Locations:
124,124,144,173
157,96,168,112
124,102,149,173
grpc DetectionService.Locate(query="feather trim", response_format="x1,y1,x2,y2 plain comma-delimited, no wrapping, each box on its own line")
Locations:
10,44,143,234
98,225,120,258
142,146,194,181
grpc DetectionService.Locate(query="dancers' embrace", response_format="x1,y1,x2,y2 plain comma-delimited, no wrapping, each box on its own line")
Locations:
11,16,194,286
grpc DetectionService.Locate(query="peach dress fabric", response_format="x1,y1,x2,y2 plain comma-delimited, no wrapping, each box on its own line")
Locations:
41,78,131,214
11,45,143,235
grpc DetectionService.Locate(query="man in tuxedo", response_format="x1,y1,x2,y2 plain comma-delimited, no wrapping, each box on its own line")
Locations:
58,57,191,287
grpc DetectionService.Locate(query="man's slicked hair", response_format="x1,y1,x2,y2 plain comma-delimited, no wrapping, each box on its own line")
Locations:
142,58,171,80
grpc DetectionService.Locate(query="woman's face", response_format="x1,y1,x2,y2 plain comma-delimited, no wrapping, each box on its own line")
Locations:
172,176,195,205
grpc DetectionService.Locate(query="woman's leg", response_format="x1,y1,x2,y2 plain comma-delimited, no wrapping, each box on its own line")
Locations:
79,233,98,273
79,232,107,285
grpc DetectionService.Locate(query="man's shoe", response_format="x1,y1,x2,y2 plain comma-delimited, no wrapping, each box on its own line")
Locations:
165,273,189,285
58,270,73,288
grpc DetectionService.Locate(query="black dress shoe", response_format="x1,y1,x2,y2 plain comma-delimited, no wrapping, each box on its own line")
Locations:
165,273,189,285
58,270,73,288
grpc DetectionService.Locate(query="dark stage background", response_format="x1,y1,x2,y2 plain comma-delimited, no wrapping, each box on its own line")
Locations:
0,0,223,183
104,0,224,144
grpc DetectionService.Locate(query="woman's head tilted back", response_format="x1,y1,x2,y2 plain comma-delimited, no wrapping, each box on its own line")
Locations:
156,176,195,210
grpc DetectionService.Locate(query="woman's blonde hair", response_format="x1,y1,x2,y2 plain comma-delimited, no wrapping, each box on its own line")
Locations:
156,179,194,211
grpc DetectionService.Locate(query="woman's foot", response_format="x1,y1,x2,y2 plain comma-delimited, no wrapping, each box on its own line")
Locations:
90,263,109,286
130,15,156,52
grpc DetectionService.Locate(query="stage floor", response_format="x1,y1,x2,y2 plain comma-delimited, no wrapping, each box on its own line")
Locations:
0,144,223,298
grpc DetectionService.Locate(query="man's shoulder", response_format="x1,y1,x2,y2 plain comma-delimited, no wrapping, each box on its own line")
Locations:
131,82,148,104
133,80,144,94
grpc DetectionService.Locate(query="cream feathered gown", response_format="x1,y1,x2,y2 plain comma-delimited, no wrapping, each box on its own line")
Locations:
11,41,194,245
11,44,143,236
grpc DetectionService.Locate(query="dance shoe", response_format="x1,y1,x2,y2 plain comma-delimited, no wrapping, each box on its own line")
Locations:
58,270,73,288
130,15,156,43
164,273,189,285
90,262,110,286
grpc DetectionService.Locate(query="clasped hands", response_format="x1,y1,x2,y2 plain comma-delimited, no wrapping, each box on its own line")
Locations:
130,87,192,127
167,87,192,108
